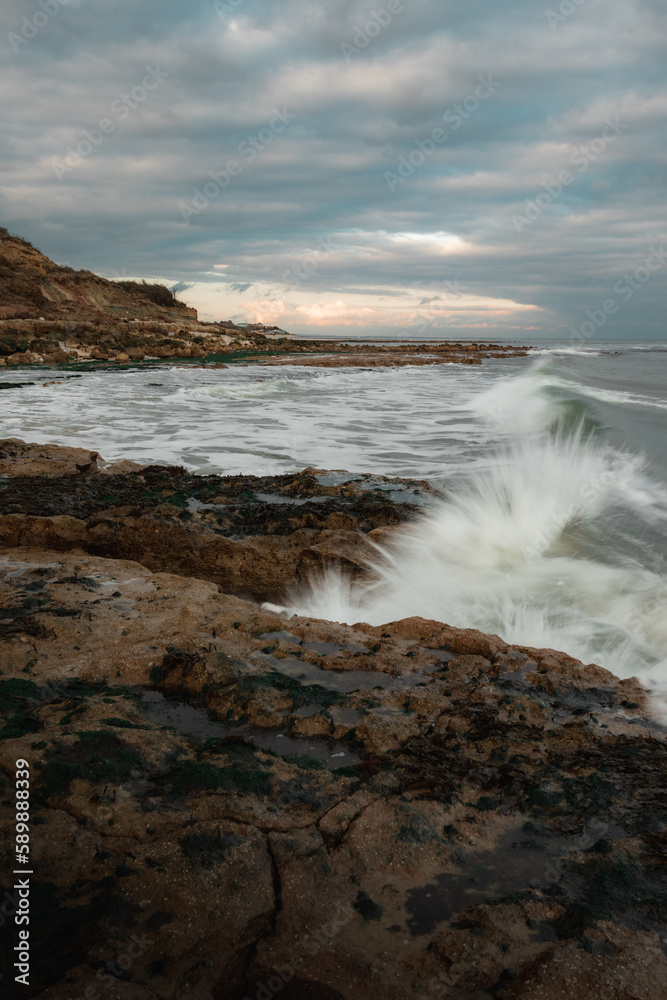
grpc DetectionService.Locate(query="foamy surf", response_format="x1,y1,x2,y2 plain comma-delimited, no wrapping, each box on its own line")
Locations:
2,345,667,711
281,365,667,715
528,346,603,357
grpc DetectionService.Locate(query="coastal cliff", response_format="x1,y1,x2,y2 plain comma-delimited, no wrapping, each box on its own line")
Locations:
0,229,528,368
0,227,197,325
0,440,665,999
0,227,291,365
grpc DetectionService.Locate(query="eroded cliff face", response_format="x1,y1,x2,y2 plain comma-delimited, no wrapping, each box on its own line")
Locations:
0,228,198,324
0,227,266,365
1,440,665,999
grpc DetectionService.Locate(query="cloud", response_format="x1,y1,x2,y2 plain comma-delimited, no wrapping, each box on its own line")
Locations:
0,0,665,338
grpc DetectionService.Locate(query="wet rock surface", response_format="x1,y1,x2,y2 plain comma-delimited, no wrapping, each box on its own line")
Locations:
0,443,666,999
0,336,529,371
0,440,435,603
253,341,530,368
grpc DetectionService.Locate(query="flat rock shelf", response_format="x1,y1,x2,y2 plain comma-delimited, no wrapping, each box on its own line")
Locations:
0,439,665,1000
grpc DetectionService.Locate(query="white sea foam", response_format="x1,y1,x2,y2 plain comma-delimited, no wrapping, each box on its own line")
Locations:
468,362,566,433
284,367,667,707
0,362,500,477
528,346,603,357
565,383,667,411
2,350,667,710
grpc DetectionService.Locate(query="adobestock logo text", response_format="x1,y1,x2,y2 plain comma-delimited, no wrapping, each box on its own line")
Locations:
512,117,628,232
8,0,71,54
385,75,501,191
51,66,169,181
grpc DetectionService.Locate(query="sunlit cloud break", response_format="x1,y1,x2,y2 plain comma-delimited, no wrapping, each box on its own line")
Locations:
1,0,665,339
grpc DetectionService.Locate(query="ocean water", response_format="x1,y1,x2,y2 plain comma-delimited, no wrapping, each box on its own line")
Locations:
1,340,666,707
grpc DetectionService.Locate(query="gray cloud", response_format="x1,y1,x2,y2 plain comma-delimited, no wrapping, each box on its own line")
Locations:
1,0,665,337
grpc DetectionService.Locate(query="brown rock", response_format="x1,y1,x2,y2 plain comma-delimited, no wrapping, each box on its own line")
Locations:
0,538,664,998
0,438,101,477
0,227,198,326
0,439,663,999
43,348,69,363
100,458,145,474
6,352,33,365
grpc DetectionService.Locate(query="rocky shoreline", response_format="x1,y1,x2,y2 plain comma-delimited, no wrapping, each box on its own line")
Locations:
1,439,666,999
0,227,529,370
0,328,529,371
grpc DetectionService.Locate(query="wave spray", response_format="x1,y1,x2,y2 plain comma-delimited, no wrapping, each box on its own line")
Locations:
284,363,667,694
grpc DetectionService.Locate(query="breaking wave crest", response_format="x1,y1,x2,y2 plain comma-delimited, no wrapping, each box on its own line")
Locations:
285,364,667,699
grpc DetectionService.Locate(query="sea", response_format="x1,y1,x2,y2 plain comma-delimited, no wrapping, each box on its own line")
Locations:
1,339,666,709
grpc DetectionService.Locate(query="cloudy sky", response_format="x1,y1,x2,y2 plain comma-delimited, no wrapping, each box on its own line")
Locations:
1,0,666,339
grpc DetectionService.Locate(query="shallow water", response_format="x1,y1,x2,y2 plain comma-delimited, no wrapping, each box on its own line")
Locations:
0,357,513,478
2,340,667,702
139,690,361,769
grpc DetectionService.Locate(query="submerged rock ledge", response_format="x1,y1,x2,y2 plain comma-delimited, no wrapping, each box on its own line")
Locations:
1,440,666,1000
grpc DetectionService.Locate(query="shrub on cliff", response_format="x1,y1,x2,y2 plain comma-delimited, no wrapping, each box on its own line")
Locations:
117,280,180,309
